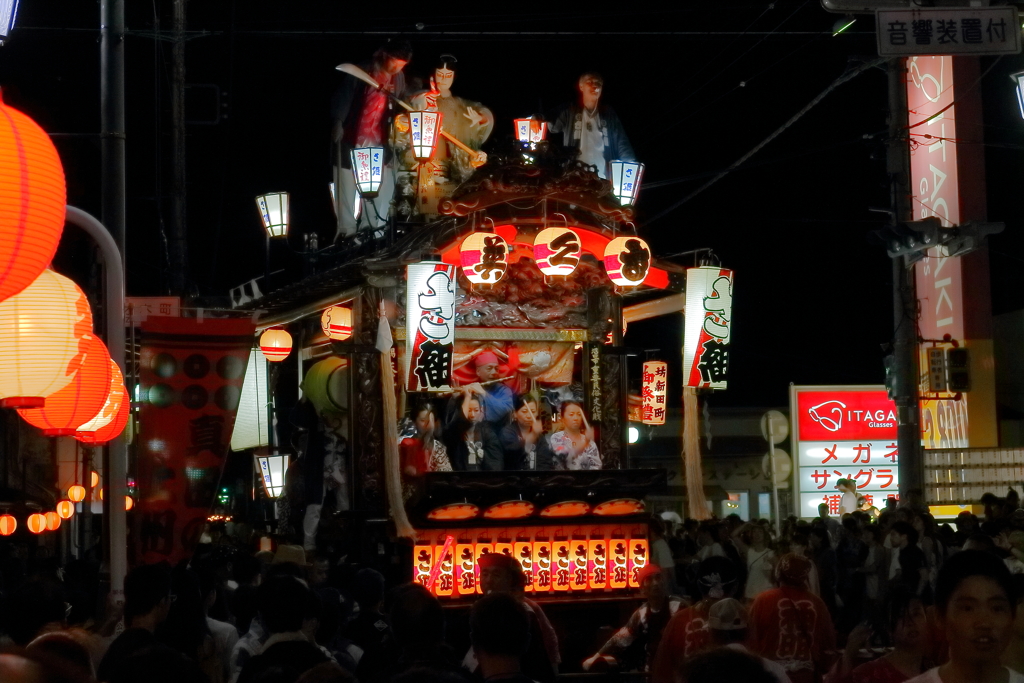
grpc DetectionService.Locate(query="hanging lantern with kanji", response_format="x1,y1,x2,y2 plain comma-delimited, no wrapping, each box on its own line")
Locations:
56,500,75,519
460,232,509,285
26,513,46,534
609,160,645,206
533,228,582,277
409,111,443,161
514,118,547,146
320,305,352,341
641,361,668,426
603,236,651,287
17,334,113,435
255,192,289,238
0,95,67,304
0,514,14,536
259,328,292,362
350,147,384,197
0,269,94,408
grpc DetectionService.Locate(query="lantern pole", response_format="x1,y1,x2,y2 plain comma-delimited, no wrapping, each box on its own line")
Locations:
64,206,127,608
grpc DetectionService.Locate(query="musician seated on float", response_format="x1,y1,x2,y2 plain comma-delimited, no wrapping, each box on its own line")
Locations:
549,401,601,470
499,394,555,471
460,352,514,429
443,386,503,471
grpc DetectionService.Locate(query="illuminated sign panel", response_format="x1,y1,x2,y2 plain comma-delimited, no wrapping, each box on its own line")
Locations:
405,263,456,392
791,386,900,518
641,361,667,425
683,267,733,389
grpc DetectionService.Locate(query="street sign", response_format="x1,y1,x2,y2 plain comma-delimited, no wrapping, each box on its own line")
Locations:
125,296,181,324
877,7,1021,56
760,410,789,445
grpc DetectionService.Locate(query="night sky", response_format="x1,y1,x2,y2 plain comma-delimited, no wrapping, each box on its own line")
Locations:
3,1,1024,410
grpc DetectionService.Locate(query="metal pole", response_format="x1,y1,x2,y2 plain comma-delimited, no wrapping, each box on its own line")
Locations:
887,58,923,501
100,0,125,258
769,420,780,535
65,206,127,606
169,0,189,295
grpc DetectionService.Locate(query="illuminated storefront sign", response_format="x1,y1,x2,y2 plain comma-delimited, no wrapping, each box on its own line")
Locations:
791,385,900,517
413,525,648,599
641,361,667,425
406,263,457,392
683,267,733,389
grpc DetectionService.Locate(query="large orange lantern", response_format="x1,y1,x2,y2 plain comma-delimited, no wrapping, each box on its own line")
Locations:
0,96,67,304
259,328,292,362
0,514,15,536
76,383,129,445
0,269,93,408
320,306,352,341
17,334,113,435
27,513,46,534
460,232,508,284
603,236,651,287
68,485,86,503
56,500,75,519
534,228,582,277
44,511,61,531
125,495,134,511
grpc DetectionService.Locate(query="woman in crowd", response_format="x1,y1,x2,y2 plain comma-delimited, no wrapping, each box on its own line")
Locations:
549,401,601,470
732,522,777,601
400,403,452,476
499,394,551,470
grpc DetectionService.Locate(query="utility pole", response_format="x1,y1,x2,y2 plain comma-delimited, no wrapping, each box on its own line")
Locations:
886,57,923,499
169,0,189,296
100,0,125,257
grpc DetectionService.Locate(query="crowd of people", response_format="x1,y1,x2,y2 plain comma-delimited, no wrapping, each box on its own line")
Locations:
5,491,1024,683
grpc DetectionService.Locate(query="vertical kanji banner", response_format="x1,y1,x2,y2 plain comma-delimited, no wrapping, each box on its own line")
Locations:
136,317,254,565
405,263,456,392
683,267,733,389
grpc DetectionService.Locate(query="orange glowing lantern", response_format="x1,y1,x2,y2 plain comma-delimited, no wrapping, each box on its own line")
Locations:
0,514,15,536
450,541,473,596
627,538,650,589
589,538,609,590
68,485,86,503
413,542,433,588
460,232,508,285
125,495,134,511
320,305,352,341
603,236,651,287
533,539,552,593
494,540,514,563
0,96,67,304
570,539,589,591
259,328,292,362
56,500,75,519
0,269,93,408
533,228,582,277
426,503,479,521
539,501,590,517
76,374,129,445
483,501,535,519
432,543,455,597
514,541,535,592
27,513,46,534
18,334,113,435
609,539,629,589
593,499,646,516
91,471,99,488
552,539,572,592
44,511,60,531
473,542,494,595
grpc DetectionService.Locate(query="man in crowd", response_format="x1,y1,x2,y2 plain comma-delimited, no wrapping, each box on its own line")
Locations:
707,598,791,683
889,520,929,598
98,563,175,682
748,553,835,683
548,72,635,178
471,593,536,683
583,562,685,672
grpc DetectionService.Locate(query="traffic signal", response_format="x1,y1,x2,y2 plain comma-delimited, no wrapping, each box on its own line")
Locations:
947,348,970,392
870,219,1003,260
883,354,898,400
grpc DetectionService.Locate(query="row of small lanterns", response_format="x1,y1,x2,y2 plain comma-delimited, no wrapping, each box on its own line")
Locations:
0,472,134,536
253,118,646,241
0,96,130,444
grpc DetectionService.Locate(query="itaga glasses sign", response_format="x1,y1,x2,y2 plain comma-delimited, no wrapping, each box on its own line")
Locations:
683,267,733,389
790,386,900,518
406,263,457,392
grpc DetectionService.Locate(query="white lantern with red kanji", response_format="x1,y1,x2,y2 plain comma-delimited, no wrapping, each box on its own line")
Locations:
460,232,509,285
514,118,547,146
534,228,582,277
350,147,384,197
409,111,443,161
610,160,645,206
641,361,667,425
603,236,651,287
320,305,352,341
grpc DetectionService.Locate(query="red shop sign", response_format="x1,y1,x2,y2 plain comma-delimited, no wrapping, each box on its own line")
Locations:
795,389,897,442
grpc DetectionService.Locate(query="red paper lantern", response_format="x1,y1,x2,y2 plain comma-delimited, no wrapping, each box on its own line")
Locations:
75,383,129,445
17,334,113,435
0,269,94,408
26,513,46,534
0,514,15,536
67,485,86,503
44,511,60,531
56,500,75,519
0,97,67,304
259,328,292,362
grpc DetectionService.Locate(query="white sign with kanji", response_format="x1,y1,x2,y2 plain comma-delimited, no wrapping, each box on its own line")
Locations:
798,441,899,469
876,7,1020,56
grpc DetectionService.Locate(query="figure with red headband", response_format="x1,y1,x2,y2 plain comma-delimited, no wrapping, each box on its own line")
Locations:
462,351,515,429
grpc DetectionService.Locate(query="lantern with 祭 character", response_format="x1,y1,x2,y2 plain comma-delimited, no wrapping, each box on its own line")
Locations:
534,228,582,277
604,236,651,286
460,232,509,284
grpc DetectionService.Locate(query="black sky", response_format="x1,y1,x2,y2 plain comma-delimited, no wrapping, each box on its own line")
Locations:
3,1,1023,410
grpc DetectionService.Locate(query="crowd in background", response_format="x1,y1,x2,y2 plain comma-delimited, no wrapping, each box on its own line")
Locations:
2,490,1024,683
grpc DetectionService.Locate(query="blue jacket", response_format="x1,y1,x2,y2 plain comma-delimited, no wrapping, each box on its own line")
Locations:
548,102,636,174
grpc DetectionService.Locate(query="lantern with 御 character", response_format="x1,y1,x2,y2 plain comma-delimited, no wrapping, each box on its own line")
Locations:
609,160,645,206
350,147,384,197
409,111,443,161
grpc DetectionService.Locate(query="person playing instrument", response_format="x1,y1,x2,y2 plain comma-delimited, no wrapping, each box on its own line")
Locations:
462,351,514,428
549,401,601,470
